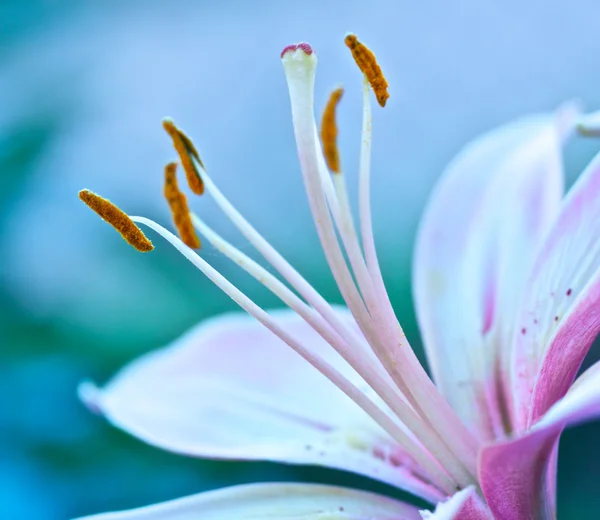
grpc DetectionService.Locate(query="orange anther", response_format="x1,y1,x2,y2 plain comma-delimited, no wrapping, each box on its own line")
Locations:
164,162,201,249
162,118,205,195
79,189,153,252
321,87,344,173
344,34,389,107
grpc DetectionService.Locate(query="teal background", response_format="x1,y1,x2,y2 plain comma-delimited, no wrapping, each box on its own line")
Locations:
2,1,600,518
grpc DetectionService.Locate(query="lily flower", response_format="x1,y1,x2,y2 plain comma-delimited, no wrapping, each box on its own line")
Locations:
75,35,600,520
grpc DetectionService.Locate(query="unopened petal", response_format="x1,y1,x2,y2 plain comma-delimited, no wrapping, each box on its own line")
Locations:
73,483,421,520
81,309,444,502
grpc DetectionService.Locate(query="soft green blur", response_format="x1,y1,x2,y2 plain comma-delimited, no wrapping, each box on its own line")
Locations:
3,1,600,518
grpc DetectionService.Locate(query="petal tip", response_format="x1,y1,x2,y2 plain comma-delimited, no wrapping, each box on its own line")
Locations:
78,380,103,415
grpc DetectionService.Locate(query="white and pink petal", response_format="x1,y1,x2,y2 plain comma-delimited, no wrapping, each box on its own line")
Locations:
414,107,573,440
511,150,600,429
81,309,443,502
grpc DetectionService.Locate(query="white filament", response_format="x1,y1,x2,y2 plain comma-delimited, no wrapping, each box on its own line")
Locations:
132,216,455,493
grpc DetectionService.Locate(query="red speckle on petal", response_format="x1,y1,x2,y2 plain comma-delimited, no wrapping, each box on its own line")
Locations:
280,42,314,58
372,447,385,460
566,288,572,296
554,316,559,322
521,327,527,335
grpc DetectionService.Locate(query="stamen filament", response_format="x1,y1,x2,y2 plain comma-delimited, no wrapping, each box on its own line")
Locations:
339,50,470,458
132,216,456,494
320,119,479,487
186,158,386,394
356,79,481,475
284,48,389,370
283,47,475,486
191,213,464,481
193,161,470,485
192,213,348,359
319,87,395,342
159,111,467,482
316,135,417,398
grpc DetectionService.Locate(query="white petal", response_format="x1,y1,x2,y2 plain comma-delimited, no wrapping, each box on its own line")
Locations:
73,483,422,519
82,309,443,502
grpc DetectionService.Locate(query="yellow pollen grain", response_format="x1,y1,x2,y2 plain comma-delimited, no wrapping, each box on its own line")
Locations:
164,162,201,249
344,34,389,107
79,189,153,252
321,87,344,173
162,119,205,195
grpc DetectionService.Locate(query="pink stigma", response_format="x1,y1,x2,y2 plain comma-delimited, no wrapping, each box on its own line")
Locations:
280,42,314,58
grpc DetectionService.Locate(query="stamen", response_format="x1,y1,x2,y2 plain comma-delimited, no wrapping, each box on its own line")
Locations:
192,164,472,488
193,212,405,405
284,40,480,483
78,189,153,252
281,44,478,486
164,162,201,249
355,78,481,478
344,33,389,107
132,215,456,494
162,118,205,195
320,87,344,173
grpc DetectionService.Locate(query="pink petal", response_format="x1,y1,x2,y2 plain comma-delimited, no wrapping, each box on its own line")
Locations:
414,107,572,439
480,368,600,520
511,151,600,429
420,487,492,520
72,482,422,520
81,309,443,502
479,431,558,520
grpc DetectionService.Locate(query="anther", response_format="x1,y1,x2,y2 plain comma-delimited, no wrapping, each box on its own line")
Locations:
164,162,201,249
162,118,205,195
344,34,389,107
79,189,154,252
576,110,600,137
321,87,344,173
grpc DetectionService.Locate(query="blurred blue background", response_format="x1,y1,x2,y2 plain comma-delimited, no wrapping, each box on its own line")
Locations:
3,0,600,518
